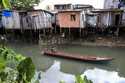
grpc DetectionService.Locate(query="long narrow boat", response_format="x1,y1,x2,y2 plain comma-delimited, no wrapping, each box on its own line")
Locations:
43,50,113,62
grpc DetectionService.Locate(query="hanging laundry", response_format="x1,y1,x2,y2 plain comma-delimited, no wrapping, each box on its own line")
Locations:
2,14,14,29
47,13,52,28
100,13,112,28
86,15,97,27
2,11,20,29
2,10,12,17
1,0,12,28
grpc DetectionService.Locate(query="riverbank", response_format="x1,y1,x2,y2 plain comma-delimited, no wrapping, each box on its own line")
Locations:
69,36,125,47
71,41,125,47
3,33,125,48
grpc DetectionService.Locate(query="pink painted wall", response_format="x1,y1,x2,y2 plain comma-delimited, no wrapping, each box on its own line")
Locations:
57,12,80,28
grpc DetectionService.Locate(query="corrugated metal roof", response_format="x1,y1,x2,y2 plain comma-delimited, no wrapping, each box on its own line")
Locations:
91,9,123,13
58,9,82,13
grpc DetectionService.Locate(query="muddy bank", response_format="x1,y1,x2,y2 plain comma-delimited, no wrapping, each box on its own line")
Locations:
70,41,125,47
65,36,125,47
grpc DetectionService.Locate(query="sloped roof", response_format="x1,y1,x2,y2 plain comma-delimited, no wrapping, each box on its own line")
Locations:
91,9,123,13
58,9,82,13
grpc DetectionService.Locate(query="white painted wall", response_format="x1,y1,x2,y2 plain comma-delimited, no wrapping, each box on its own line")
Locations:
35,0,121,10
34,0,106,10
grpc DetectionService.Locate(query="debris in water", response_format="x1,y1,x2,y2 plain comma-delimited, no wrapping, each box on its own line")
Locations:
40,61,75,83
84,68,125,83
39,61,125,83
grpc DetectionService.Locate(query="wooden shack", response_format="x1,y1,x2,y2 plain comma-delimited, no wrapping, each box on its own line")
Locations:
55,4,94,37
0,10,53,30
91,9,123,28
19,10,53,30
57,10,82,28
0,10,54,42
86,13,98,28
89,9,123,36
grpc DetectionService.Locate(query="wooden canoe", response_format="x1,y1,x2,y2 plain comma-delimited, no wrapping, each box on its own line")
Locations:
42,50,113,62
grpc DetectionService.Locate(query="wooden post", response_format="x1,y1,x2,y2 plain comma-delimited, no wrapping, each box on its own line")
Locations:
38,29,40,44
69,27,71,40
43,28,45,36
116,13,122,40
60,27,62,34
54,14,57,34
79,28,81,38
50,27,53,35
54,24,56,34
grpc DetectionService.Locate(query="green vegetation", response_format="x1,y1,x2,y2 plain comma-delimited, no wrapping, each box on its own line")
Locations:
17,57,35,83
0,47,37,83
0,0,40,10
59,75,93,83
75,75,92,83
60,80,65,83
0,57,6,71
11,0,40,10
0,0,12,9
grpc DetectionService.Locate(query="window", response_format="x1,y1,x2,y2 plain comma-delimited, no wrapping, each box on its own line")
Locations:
70,14,76,21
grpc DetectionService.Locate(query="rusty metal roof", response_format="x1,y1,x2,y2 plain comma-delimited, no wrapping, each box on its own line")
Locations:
57,9,82,13
91,9,123,13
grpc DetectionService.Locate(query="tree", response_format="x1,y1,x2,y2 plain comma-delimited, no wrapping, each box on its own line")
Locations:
10,0,40,10
17,57,35,83
0,0,12,9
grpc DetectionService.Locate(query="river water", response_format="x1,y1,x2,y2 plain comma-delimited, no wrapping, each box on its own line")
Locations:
7,42,125,77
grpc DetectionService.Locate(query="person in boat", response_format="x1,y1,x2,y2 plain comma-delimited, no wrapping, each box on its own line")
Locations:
50,47,56,52
61,33,65,38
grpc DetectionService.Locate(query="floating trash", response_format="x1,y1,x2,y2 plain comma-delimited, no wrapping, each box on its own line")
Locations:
37,61,125,83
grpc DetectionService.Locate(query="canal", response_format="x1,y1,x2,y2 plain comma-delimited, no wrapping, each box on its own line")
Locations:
7,42,125,77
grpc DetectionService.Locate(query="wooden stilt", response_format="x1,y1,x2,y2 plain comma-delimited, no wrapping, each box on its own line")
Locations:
60,27,61,34
12,29,15,41
69,27,71,40
50,28,53,35
116,27,119,38
38,29,40,43
43,28,45,36
30,29,33,43
54,14,57,34
79,28,81,38
54,24,56,34
116,13,122,39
